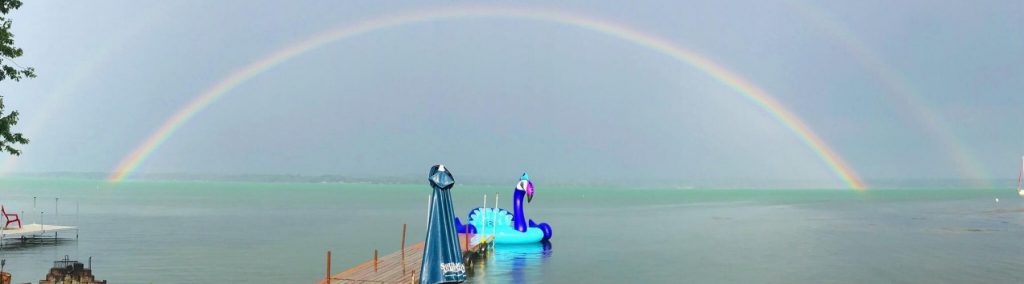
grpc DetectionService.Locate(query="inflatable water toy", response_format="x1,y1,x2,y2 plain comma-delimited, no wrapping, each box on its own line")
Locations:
456,172,552,244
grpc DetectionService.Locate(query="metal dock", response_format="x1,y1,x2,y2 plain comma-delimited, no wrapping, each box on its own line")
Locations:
1,223,78,244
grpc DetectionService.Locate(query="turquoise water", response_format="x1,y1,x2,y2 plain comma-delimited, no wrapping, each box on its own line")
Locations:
0,178,1022,283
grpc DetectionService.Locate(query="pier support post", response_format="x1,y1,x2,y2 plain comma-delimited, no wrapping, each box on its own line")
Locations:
401,224,407,262
326,250,331,283
374,249,378,272
401,224,407,273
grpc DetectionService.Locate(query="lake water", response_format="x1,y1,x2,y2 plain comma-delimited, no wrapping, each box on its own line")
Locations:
0,178,1021,283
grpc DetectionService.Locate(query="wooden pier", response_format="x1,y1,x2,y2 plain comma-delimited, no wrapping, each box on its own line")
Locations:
320,233,490,284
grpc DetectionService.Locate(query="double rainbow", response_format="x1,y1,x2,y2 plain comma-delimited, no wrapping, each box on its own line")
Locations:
107,5,865,189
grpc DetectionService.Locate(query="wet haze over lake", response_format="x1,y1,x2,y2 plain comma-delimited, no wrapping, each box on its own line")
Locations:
0,178,1021,283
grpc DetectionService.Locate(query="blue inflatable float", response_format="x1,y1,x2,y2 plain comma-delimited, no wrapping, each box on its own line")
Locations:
456,172,552,244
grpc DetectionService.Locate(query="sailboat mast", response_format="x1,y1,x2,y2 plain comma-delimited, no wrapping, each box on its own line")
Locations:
1018,155,1023,191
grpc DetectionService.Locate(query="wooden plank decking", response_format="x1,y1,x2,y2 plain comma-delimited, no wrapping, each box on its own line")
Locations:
320,233,487,284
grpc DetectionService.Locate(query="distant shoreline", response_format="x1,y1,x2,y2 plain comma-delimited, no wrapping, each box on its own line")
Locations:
0,172,1012,189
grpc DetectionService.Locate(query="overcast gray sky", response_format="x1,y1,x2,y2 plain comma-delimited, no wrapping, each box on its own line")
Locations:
1,1,1021,187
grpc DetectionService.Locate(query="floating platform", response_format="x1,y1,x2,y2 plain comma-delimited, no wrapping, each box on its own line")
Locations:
320,233,492,284
1,223,78,242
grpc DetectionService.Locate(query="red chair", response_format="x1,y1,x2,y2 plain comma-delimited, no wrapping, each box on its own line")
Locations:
2,206,21,229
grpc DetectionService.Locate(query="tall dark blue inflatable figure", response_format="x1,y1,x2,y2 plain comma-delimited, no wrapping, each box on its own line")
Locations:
419,164,466,284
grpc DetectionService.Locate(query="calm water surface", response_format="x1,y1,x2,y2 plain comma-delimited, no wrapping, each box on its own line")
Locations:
0,178,1021,283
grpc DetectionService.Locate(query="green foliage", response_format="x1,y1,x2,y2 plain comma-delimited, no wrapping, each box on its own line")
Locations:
0,0,33,156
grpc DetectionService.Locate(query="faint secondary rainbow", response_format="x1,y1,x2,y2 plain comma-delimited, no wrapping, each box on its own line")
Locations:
107,5,866,189
784,0,990,187
0,5,184,177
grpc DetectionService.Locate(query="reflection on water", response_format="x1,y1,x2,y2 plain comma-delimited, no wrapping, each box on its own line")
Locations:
0,238,76,253
0,181,1021,283
467,242,552,283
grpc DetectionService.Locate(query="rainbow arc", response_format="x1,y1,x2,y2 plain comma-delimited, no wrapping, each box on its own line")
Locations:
107,5,866,189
